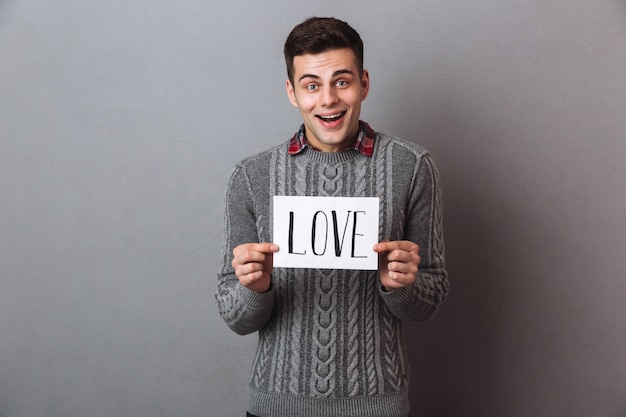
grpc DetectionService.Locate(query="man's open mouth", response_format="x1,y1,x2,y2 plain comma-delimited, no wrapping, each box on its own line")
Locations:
316,112,346,123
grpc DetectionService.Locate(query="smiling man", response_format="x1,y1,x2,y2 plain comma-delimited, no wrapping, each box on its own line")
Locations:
286,47,369,152
216,17,449,417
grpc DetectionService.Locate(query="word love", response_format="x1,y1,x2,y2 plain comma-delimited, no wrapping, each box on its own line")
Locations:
273,196,379,270
288,209,367,257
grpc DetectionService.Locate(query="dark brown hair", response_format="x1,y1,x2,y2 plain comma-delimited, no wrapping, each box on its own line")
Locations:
284,17,364,84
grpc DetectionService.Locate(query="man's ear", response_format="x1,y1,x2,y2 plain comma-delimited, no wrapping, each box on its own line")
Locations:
360,69,370,101
286,79,299,108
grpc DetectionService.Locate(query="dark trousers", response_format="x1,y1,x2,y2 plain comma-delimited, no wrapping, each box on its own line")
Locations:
247,413,410,417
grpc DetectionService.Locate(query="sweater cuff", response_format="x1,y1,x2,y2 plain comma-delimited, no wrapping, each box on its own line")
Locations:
378,284,414,305
238,282,274,310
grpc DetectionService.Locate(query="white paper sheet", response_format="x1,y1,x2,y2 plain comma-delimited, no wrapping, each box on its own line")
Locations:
272,195,380,270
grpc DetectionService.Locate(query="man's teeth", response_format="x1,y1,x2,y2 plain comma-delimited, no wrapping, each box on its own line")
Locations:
319,113,343,121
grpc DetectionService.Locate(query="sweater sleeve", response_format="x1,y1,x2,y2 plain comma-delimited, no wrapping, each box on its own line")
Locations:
215,164,275,335
380,152,449,321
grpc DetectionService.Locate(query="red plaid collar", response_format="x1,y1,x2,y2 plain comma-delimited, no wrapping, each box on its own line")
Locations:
287,121,376,157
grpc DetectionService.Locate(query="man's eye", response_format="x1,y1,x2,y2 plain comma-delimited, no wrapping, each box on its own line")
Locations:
306,84,318,91
337,80,348,87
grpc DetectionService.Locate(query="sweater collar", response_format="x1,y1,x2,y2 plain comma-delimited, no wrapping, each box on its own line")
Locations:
287,120,376,157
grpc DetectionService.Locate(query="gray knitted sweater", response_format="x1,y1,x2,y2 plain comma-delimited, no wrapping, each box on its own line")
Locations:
216,128,449,417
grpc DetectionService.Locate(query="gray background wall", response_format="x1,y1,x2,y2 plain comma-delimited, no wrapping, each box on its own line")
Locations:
1,0,625,416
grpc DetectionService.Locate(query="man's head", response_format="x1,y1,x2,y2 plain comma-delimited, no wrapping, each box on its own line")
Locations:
284,17,369,153
284,17,364,86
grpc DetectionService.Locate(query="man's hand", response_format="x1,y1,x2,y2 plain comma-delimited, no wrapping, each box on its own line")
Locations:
232,243,279,293
373,240,420,290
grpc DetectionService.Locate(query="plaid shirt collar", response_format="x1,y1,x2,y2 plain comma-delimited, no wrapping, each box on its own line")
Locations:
287,120,376,157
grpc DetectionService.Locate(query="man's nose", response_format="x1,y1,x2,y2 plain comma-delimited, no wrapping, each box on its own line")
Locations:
321,86,339,107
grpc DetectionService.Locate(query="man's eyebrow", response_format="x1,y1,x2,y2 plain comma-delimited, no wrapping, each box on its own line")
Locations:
298,73,320,82
297,69,355,83
333,69,354,77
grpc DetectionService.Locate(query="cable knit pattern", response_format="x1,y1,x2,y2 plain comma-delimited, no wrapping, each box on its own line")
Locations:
346,271,361,396
288,270,304,395
252,329,272,388
383,306,402,391
310,268,338,396
216,128,449,417
364,274,381,396
427,156,446,269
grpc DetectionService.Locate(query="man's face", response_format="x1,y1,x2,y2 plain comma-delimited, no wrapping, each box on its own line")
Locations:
286,48,369,152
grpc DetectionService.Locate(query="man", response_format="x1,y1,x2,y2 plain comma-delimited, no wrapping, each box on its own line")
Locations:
216,17,449,417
